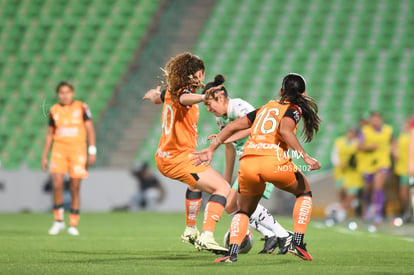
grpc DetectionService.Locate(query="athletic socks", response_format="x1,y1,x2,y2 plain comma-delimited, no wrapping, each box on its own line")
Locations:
185,189,202,227
293,192,312,243
250,204,289,238
53,204,64,222
53,205,80,227
372,190,385,223
249,219,275,237
69,209,80,227
202,194,226,233
294,232,304,244
229,212,250,246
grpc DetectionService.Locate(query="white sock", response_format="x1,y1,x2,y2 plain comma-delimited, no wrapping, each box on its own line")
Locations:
249,218,275,237
251,204,289,238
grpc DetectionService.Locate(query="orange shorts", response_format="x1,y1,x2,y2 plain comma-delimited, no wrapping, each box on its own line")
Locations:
155,155,209,188
50,143,88,179
238,155,298,196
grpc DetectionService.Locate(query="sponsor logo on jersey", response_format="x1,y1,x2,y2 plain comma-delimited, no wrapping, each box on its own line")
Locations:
157,148,171,158
72,109,80,117
57,127,79,137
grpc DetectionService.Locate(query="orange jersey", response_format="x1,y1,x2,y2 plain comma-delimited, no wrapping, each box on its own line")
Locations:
156,88,199,162
241,100,301,161
49,100,92,146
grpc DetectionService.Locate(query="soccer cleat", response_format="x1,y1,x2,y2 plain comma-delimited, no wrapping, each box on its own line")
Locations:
214,254,237,263
194,233,228,255
288,241,312,261
67,226,80,236
258,236,279,254
180,226,200,245
277,231,293,255
48,221,65,235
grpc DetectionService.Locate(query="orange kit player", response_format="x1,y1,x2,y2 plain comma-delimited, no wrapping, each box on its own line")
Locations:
193,73,321,262
143,52,230,254
41,81,96,236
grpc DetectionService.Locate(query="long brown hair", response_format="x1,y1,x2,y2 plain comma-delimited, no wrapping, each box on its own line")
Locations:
164,52,205,103
280,73,320,142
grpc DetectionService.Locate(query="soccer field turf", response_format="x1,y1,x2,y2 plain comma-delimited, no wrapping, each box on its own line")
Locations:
1,212,413,274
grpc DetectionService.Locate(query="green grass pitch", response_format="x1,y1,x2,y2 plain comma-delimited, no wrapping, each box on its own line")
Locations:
1,212,413,274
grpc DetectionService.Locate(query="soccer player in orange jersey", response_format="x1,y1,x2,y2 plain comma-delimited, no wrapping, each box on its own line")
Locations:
143,52,230,254
41,81,96,236
193,73,321,262
202,74,293,254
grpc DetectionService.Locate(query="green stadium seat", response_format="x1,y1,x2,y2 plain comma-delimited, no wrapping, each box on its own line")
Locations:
0,0,161,169
136,0,414,172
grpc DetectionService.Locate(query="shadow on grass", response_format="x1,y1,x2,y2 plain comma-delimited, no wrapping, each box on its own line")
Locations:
46,249,301,265
45,249,208,264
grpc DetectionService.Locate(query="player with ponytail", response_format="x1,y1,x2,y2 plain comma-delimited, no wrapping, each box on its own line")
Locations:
193,73,321,262
202,74,292,254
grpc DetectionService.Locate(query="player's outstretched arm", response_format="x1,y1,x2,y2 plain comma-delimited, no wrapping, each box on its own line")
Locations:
192,116,251,166
208,128,250,144
224,128,251,144
143,86,163,104
179,85,225,106
280,117,321,171
179,93,206,106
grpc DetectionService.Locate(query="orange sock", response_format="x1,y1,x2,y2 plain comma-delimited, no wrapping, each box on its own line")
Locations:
69,209,80,227
186,198,202,227
202,195,226,233
229,212,250,246
293,193,312,233
53,204,64,222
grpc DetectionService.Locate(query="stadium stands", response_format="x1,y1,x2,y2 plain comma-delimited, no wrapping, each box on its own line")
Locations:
136,0,414,172
0,0,160,169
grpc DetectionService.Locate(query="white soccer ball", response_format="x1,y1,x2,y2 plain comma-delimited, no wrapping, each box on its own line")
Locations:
223,230,254,254
392,217,403,227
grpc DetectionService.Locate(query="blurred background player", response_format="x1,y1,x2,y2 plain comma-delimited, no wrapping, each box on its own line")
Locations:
358,112,393,225
202,74,292,254
41,81,96,236
142,52,230,254
393,119,413,222
329,127,363,223
408,115,414,221
194,73,321,262
130,162,165,211
331,134,346,209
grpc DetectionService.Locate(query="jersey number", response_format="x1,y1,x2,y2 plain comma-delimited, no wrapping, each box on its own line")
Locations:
162,104,174,135
253,108,280,135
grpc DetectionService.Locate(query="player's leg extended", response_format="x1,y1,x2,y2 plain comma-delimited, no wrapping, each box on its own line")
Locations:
193,167,230,253
216,156,264,262
280,171,313,261
216,194,262,263
251,203,291,254
48,173,66,235
181,187,202,244
68,178,81,236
